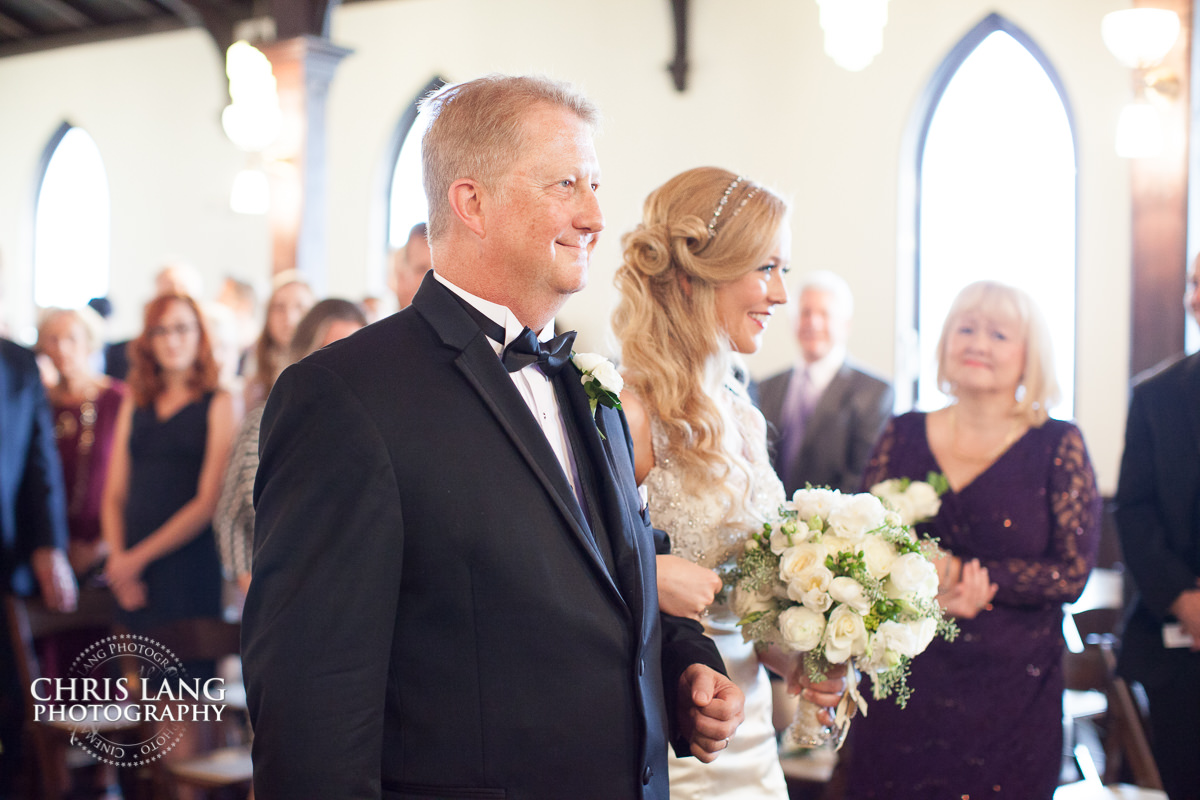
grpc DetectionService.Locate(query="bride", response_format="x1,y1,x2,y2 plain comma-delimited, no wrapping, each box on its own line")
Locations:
613,167,842,798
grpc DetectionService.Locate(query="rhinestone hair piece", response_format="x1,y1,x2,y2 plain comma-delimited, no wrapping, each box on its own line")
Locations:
707,176,760,236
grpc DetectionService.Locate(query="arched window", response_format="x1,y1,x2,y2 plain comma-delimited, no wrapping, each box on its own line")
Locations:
902,15,1077,417
386,77,445,251
34,124,111,309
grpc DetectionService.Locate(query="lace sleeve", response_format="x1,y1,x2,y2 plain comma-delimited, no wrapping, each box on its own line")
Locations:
860,416,898,491
214,407,262,579
987,425,1101,607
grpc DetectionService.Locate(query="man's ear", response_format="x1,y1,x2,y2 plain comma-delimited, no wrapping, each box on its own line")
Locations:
448,178,487,239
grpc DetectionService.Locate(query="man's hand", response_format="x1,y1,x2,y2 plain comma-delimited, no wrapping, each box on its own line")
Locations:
31,546,77,612
656,555,722,620
1169,588,1200,651
676,664,744,762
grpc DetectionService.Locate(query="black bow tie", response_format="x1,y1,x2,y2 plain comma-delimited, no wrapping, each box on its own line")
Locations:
501,327,576,377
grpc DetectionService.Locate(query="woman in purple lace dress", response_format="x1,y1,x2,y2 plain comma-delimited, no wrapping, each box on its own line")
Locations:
842,281,1100,799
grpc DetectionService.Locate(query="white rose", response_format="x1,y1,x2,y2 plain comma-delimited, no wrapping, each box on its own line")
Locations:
571,352,606,373
589,360,624,393
826,493,888,543
884,552,940,600
778,605,826,652
874,620,919,658
823,604,869,663
820,534,858,558
829,576,872,615
786,565,834,609
860,536,899,580
770,519,811,554
778,543,827,584
907,617,938,655
790,488,842,523
730,584,776,619
904,482,941,524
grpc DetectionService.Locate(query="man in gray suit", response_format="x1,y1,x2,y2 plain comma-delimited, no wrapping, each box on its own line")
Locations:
758,271,893,496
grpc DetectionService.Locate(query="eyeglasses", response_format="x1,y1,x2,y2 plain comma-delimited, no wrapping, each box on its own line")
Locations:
148,323,198,339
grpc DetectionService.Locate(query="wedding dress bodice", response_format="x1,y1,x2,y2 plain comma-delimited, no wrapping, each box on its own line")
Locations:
642,387,785,570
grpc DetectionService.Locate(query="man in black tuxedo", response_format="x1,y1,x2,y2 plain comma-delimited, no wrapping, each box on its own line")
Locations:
242,75,742,800
758,270,892,495
0,337,76,793
1114,260,1200,800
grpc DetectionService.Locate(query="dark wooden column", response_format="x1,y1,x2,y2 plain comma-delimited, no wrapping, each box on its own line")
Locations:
1129,0,1191,376
260,36,351,295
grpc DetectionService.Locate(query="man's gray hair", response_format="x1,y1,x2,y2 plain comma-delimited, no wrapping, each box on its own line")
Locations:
420,74,600,240
793,270,854,318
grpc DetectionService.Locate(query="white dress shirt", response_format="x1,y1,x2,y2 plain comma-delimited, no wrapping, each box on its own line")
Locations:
434,272,582,500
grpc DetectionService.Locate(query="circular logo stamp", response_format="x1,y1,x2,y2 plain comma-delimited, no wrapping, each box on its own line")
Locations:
31,632,228,768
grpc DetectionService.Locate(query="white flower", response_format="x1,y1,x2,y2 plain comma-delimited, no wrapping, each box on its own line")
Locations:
823,604,869,663
870,479,942,526
860,535,899,580
906,617,938,656
779,605,826,652
778,543,827,584
769,518,811,554
786,565,834,611
884,552,940,601
826,493,888,543
730,584,776,619
874,620,919,659
572,352,623,395
829,576,872,615
790,488,842,523
820,534,858,557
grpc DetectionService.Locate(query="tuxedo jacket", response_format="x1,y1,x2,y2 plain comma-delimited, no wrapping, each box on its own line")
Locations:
757,361,893,496
1114,352,1200,687
0,339,67,595
242,276,723,800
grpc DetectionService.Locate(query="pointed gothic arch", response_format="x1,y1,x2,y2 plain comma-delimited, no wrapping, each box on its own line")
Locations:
896,13,1079,417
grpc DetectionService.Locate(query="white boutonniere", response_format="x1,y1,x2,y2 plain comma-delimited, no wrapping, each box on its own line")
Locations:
571,353,622,436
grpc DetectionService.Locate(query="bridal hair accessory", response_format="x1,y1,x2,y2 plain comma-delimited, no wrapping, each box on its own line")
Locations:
571,353,623,437
707,176,762,236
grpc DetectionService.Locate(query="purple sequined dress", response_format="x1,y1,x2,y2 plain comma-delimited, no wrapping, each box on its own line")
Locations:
843,412,1100,800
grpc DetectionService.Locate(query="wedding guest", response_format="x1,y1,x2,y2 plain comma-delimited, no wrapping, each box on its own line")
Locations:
103,262,204,381
36,307,127,577
101,294,235,631
614,167,845,799
214,275,259,361
1114,256,1200,800
841,280,1100,799
243,74,742,799
0,337,76,795
391,221,431,310
215,298,367,595
242,274,314,410
757,270,893,494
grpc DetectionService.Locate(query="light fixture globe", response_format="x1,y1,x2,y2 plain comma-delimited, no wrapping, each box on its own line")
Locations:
1101,8,1181,69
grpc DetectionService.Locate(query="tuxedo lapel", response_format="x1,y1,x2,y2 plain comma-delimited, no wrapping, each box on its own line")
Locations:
557,369,640,616
412,276,622,599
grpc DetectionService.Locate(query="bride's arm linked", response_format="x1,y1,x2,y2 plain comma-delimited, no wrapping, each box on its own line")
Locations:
623,390,723,621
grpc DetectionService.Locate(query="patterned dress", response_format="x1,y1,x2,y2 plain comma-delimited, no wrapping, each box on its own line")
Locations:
51,382,126,548
643,385,789,800
843,412,1100,799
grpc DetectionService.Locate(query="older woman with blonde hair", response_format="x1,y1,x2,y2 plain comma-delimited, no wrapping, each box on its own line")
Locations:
614,166,840,799
37,307,128,577
842,280,1101,799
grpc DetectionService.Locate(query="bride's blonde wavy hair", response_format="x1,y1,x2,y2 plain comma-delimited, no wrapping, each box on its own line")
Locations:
613,166,789,501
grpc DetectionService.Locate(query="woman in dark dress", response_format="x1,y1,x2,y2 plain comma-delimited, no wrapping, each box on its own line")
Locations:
843,281,1101,799
101,294,235,629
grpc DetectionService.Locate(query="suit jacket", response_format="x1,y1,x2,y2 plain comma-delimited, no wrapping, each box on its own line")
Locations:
242,275,723,800
0,339,68,595
1114,352,1200,686
757,361,893,496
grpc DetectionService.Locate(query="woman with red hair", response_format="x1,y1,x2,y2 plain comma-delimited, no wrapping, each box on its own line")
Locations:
101,294,235,627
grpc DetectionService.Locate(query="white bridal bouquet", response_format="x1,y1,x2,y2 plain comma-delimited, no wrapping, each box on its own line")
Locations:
729,477,955,748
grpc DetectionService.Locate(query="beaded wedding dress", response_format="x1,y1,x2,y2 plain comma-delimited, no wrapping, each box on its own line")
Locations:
642,388,789,800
